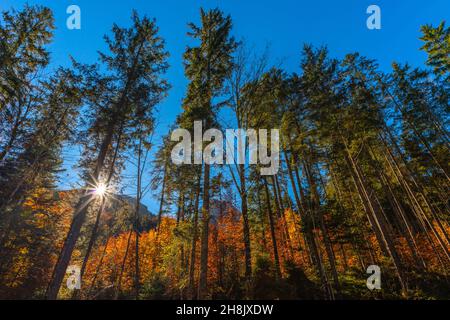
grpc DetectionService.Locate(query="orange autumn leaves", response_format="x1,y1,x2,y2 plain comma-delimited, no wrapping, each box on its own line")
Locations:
77,206,364,297
0,190,74,296
18,193,447,299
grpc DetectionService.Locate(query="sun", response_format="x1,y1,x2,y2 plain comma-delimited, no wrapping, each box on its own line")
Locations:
94,183,107,197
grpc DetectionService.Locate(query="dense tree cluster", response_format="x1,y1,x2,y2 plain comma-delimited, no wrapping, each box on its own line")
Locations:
0,5,448,299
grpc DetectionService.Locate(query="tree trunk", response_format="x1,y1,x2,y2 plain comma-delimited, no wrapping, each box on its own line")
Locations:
115,228,134,299
189,171,202,299
46,120,116,300
303,160,340,299
198,162,210,299
263,177,281,279
156,162,168,233
134,138,143,300
343,143,408,293
239,163,252,280
197,41,216,300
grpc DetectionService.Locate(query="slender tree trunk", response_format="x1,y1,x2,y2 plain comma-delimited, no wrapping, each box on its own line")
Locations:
71,198,107,300
87,235,110,298
256,180,268,251
272,175,294,260
284,149,330,298
343,142,408,293
239,163,252,280
76,132,122,299
381,132,450,259
263,177,281,279
189,171,202,299
198,162,210,299
368,145,427,269
303,160,340,298
46,114,120,299
156,163,168,233
152,162,168,271
134,138,143,300
115,228,134,299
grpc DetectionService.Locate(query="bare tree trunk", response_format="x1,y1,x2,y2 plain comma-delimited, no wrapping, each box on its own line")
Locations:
381,132,450,260
198,162,210,299
239,163,252,280
115,228,134,299
285,149,330,298
87,235,110,298
46,118,117,299
156,163,168,233
368,144,427,269
189,171,201,299
134,138,143,300
303,160,340,299
263,177,282,279
343,142,408,293
189,171,202,299
73,197,106,299
274,175,295,259
75,131,123,299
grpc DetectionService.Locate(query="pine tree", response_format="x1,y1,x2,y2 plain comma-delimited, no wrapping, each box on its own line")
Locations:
182,8,237,299
0,5,54,162
420,21,450,77
46,12,169,299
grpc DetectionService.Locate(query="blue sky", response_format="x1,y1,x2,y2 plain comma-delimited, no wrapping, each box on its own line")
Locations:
1,0,449,212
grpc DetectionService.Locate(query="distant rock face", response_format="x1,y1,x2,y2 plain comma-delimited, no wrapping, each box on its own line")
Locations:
110,194,153,217
104,194,157,232
56,189,153,217
55,189,157,234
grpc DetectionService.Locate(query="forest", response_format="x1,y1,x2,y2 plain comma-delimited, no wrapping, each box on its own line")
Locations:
0,5,449,300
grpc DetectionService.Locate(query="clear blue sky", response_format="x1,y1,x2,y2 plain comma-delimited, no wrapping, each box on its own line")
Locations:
1,0,449,212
